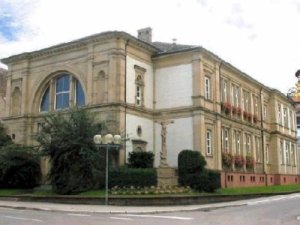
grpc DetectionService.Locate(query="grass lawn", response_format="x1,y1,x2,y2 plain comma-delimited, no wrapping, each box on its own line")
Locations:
0,189,31,196
1,184,300,197
216,184,300,195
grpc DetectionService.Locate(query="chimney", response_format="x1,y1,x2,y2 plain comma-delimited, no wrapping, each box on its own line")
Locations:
137,27,152,43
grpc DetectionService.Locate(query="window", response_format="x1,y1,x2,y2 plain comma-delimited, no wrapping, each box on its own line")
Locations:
55,75,70,110
205,76,211,100
243,90,250,112
221,127,229,152
278,104,282,125
285,142,290,165
255,136,261,162
134,65,146,107
39,73,85,112
289,110,293,130
291,144,295,166
253,95,259,116
246,134,251,155
221,78,228,102
266,144,269,163
280,140,284,164
283,108,288,127
75,80,85,106
263,105,267,121
235,130,241,155
232,84,240,107
206,129,212,155
40,87,50,112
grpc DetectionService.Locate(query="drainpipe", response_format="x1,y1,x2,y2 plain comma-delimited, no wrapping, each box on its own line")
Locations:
124,39,129,165
260,87,267,186
219,61,227,188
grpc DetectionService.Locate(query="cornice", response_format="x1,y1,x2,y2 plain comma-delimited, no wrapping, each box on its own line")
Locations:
2,31,159,64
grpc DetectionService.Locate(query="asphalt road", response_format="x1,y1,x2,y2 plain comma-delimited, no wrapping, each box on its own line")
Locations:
1,194,300,225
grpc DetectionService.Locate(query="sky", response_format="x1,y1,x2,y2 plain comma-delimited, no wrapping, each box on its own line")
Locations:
0,0,300,94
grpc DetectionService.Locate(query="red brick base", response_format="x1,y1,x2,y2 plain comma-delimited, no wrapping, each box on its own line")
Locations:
221,172,300,188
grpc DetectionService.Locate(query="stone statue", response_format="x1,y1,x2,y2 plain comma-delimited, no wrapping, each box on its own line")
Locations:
156,118,174,167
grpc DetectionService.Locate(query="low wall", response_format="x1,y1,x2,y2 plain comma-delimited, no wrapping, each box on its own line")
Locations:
221,172,300,188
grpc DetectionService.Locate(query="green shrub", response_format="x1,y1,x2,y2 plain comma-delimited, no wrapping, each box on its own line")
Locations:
0,123,12,148
109,167,157,188
178,150,206,186
128,151,154,168
180,170,220,193
0,144,41,189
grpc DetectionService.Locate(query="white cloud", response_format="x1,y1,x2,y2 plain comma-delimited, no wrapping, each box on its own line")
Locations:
1,0,300,93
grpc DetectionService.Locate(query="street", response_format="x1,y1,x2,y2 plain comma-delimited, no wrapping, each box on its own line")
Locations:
1,194,300,224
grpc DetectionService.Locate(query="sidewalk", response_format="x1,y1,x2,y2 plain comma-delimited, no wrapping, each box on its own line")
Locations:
0,198,248,214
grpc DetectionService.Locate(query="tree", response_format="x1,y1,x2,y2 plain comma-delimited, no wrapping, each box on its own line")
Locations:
0,123,12,148
36,108,105,194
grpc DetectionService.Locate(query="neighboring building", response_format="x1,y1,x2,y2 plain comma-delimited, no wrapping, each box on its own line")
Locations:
0,68,7,121
1,28,298,187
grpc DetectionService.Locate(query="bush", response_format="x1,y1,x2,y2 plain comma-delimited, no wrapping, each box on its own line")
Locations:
0,144,41,189
222,152,233,169
178,150,206,186
181,170,221,193
128,151,154,168
0,123,12,148
109,168,157,188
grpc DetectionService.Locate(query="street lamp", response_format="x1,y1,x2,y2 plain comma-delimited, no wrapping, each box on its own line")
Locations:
93,133,121,205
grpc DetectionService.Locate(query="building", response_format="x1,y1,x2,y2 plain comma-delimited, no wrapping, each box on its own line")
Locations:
0,68,7,121
1,28,298,187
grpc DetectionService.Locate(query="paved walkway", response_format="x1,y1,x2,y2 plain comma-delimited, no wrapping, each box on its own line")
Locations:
0,198,248,214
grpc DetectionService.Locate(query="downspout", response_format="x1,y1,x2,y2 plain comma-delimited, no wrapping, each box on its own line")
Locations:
260,87,267,186
124,39,129,165
219,61,227,188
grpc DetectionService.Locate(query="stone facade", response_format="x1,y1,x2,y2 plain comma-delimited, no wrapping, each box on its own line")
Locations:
1,28,298,187
0,68,7,121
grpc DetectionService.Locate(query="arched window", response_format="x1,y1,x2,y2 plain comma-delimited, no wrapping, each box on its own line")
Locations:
40,87,50,112
39,73,85,112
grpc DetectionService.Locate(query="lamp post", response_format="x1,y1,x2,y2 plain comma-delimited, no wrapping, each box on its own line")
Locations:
93,134,121,205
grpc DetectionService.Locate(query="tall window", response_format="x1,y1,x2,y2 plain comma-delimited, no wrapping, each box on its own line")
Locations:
253,95,259,116
291,144,295,166
285,142,290,165
255,136,261,162
206,129,212,155
266,144,269,163
40,87,50,112
232,84,240,107
289,110,293,130
278,104,282,125
246,134,251,155
221,128,229,152
205,76,211,100
134,65,146,107
235,130,241,155
55,75,70,110
280,140,284,164
39,73,85,112
76,80,85,106
283,108,288,127
221,78,228,102
243,90,250,112
263,105,267,121
135,75,143,106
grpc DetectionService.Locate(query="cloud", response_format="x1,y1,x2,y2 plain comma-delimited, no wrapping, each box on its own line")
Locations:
1,0,300,93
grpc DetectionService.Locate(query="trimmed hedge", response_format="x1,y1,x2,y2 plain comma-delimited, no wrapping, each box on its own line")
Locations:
178,150,206,186
128,151,154,168
178,150,220,192
109,168,157,188
183,170,221,192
